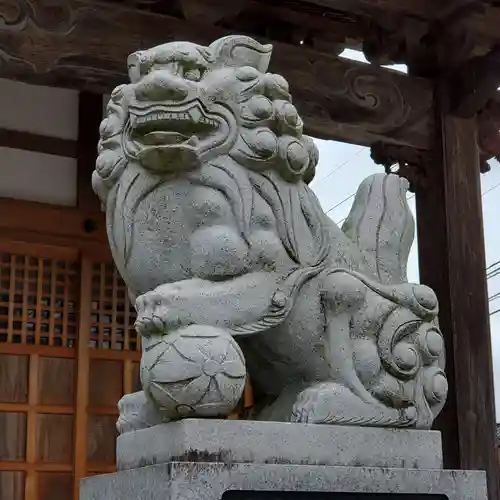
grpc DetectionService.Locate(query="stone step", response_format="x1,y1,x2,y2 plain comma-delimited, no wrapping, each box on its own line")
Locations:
117,419,442,471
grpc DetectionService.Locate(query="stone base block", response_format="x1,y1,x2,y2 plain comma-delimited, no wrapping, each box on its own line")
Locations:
117,419,443,471
80,462,487,500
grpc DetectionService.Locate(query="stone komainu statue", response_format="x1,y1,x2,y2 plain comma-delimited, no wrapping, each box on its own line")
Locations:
93,35,447,432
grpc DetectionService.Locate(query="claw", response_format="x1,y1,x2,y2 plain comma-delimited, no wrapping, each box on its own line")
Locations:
152,314,166,332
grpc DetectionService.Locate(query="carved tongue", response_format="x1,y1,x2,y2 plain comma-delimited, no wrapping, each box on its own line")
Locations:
142,131,189,145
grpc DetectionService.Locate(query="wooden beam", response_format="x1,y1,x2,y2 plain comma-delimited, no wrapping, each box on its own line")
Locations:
300,0,500,46
0,128,76,157
180,0,246,24
300,0,487,22
415,81,499,499
77,92,102,211
0,0,433,148
466,4,500,42
296,0,435,18
0,198,106,244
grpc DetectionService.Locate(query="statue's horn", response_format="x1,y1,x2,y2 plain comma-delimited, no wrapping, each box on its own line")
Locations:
210,35,272,73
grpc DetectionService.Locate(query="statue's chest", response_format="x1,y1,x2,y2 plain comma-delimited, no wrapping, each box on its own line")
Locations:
134,181,194,241
113,170,198,293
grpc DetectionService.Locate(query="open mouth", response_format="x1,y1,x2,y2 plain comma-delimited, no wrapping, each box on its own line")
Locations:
131,105,219,148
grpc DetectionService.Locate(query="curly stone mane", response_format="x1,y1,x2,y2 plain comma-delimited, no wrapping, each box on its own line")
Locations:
92,36,319,207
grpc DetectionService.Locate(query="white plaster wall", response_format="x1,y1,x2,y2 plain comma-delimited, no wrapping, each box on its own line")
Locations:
0,78,78,140
0,147,77,206
0,80,83,205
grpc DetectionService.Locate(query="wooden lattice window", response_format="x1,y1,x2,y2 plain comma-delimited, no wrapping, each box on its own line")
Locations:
0,242,253,500
89,263,138,352
0,251,78,347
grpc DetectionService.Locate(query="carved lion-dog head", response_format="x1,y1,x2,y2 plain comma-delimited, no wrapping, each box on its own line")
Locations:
93,35,319,204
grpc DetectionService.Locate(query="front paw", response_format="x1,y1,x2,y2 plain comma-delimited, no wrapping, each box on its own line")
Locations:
134,289,181,337
134,279,209,337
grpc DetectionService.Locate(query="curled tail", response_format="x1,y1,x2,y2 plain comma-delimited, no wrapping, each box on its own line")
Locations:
342,173,414,285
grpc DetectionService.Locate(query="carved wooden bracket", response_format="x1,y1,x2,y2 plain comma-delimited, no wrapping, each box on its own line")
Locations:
362,14,428,68
370,142,432,191
361,1,488,75
477,99,500,172
448,44,500,118
371,96,496,182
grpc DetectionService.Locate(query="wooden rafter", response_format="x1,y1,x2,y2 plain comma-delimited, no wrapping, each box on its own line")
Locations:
0,0,433,148
295,0,437,18
0,128,76,158
300,0,500,35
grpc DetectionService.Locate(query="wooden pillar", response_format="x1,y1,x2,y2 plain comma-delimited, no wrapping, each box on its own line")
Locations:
73,257,93,500
415,82,499,498
77,92,102,213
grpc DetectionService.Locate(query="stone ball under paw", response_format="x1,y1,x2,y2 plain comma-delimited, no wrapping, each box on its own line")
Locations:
140,325,246,419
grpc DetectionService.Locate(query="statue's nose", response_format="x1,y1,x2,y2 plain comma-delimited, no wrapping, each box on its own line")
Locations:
133,70,192,102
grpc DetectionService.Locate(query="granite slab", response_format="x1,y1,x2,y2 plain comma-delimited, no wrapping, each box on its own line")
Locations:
81,462,487,500
117,419,443,471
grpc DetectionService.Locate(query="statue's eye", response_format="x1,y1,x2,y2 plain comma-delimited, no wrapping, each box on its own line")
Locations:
184,68,202,81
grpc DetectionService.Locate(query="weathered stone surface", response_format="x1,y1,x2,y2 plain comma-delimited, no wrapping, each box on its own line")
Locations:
80,462,487,500
116,419,443,471
140,326,246,420
94,34,447,430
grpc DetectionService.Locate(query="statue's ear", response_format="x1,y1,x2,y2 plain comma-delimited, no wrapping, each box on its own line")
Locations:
209,35,272,73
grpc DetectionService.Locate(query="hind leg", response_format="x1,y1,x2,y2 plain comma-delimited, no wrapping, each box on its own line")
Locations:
289,271,415,427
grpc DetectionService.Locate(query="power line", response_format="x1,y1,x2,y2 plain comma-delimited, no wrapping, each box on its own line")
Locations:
333,193,415,226
314,147,365,184
487,261,500,280
326,192,355,215
483,180,500,197
487,260,500,271
488,268,500,280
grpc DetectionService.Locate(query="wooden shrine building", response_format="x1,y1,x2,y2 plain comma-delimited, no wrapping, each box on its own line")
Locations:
0,1,500,499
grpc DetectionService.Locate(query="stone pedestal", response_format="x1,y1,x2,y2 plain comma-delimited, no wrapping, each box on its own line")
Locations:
80,420,487,500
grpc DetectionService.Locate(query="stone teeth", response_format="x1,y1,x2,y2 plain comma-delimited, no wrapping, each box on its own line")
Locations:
188,108,202,122
135,110,216,128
